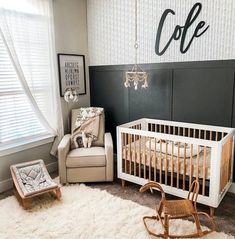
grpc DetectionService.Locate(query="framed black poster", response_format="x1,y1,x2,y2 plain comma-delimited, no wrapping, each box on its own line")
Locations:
58,54,86,96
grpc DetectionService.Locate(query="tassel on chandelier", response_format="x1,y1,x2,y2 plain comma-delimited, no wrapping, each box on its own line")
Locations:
125,64,148,90
124,0,148,90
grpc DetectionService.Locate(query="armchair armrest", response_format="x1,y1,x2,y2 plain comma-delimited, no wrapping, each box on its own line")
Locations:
58,134,71,184
105,132,114,181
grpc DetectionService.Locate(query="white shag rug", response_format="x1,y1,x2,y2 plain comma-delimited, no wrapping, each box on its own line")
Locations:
0,184,234,239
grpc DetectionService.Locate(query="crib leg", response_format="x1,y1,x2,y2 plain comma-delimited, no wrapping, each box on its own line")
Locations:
209,207,215,217
121,179,125,188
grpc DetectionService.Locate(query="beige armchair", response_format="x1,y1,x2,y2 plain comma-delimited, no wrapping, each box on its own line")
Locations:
58,109,113,184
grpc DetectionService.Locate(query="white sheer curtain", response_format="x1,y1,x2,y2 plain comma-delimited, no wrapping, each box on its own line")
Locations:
0,0,63,155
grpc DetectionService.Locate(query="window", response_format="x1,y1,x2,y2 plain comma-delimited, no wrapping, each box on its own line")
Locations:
0,2,55,151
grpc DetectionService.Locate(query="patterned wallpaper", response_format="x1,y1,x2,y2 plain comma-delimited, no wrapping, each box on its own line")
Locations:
87,0,235,66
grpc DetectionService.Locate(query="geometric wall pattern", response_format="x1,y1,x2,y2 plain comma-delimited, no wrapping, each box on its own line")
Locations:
87,0,235,66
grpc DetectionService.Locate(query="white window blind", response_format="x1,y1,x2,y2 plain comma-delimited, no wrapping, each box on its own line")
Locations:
0,6,53,146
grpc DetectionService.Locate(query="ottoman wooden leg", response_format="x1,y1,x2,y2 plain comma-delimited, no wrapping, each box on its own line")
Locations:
55,188,61,200
13,183,28,209
50,187,61,200
22,199,29,209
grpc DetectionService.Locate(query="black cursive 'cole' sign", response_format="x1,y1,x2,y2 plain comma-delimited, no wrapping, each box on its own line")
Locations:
155,3,209,56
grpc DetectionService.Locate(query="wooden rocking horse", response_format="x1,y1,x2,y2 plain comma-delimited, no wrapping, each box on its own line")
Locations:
140,180,216,238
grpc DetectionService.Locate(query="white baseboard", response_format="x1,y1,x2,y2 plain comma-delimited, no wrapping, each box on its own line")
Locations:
46,161,58,173
0,178,12,194
0,161,58,193
228,182,235,194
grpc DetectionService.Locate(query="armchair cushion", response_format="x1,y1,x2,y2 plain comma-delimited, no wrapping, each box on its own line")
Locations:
66,147,106,168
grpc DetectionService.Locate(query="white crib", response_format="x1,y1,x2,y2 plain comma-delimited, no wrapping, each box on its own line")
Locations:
117,118,235,209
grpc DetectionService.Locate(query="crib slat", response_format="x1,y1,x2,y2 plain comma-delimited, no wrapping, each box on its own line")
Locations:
154,138,157,182
183,128,186,190
173,126,176,135
171,141,174,187
124,133,127,173
160,140,162,184
202,132,207,195
136,125,139,140
190,144,193,188
164,125,166,134
188,128,192,189
144,136,146,179
149,137,151,181
188,128,191,138
183,143,186,190
139,135,141,177
177,142,180,189
129,133,132,175
216,132,218,141
196,145,200,182
210,131,212,140
134,133,136,176
199,129,201,139
165,140,168,185
203,146,206,196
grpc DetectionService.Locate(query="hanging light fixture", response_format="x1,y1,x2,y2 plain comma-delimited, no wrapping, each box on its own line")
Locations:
64,88,79,102
124,0,148,90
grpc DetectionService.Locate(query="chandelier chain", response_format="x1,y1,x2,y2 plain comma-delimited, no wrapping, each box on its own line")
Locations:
134,0,138,64
124,0,149,90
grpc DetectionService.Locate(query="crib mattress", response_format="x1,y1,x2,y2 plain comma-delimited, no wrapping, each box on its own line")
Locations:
122,139,211,180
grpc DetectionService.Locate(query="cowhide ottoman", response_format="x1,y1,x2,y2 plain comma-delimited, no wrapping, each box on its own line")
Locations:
10,159,61,209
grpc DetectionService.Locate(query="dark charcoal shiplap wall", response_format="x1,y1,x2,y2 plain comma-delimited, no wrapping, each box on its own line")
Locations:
89,60,235,180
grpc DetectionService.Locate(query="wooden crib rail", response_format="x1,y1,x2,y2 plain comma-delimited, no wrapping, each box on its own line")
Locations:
148,123,227,142
119,126,217,147
220,137,233,194
144,118,232,135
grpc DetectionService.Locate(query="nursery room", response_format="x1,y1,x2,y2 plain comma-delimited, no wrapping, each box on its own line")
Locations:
0,0,235,238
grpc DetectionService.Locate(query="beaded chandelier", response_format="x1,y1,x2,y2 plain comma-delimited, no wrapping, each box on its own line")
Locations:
124,0,148,90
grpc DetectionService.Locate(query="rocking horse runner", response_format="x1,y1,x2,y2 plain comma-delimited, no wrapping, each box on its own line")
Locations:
140,180,216,238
